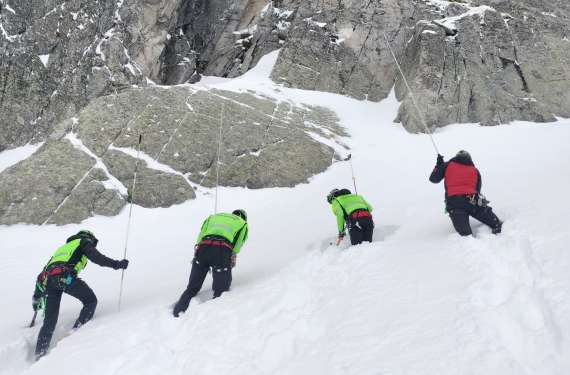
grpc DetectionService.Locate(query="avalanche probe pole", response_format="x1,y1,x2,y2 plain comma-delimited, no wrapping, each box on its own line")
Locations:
118,134,143,312
345,154,358,194
214,104,225,214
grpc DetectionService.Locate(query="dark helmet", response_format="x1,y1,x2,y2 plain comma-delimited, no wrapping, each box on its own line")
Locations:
77,230,98,245
456,150,473,163
456,150,471,159
327,188,351,204
232,209,247,221
327,189,339,204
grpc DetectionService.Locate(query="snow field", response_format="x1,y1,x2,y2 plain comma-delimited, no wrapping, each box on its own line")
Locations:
0,51,569,374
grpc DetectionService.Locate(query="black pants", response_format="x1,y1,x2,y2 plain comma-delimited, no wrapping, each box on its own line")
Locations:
173,245,232,316
348,216,374,245
447,196,502,236
36,277,97,356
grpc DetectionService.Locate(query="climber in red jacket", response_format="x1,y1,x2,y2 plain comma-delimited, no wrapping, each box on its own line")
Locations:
429,150,502,236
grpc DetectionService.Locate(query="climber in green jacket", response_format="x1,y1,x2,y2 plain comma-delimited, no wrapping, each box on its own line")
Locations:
32,230,129,359
327,188,374,245
173,209,249,317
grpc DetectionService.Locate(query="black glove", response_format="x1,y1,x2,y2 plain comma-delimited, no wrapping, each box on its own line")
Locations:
114,259,129,270
32,296,41,312
437,154,444,165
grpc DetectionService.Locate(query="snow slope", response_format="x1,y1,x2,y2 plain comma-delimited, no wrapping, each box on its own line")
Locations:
0,51,569,375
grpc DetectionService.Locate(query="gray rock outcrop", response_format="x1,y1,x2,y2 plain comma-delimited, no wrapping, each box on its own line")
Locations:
0,139,125,225
103,149,195,209
74,85,345,189
0,0,293,151
270,0,570,131
0,0,182,151
0,85,345,225
159,0,290,84
2,0,570,151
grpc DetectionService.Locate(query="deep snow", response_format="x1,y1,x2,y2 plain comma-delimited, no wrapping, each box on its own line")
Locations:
0,51,569,375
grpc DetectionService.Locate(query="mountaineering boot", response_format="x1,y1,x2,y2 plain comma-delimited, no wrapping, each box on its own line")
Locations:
172,302,185,317
35,349,47,362
492,221,503,234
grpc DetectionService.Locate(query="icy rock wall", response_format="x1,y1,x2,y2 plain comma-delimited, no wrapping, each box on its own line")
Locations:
0,0,181,151
271,0,570,131
1,0,570,151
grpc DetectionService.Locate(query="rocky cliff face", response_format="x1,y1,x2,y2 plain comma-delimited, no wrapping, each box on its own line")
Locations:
1,0,569,224
0,0,184,151
0,0,297,151
3,0,569,149
270,0,570,131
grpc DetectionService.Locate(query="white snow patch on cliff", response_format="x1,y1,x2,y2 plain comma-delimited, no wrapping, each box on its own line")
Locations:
39,55,50,68
0,143,44,173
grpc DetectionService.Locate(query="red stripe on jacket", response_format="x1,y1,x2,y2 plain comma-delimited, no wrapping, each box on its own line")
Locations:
444,161,478,196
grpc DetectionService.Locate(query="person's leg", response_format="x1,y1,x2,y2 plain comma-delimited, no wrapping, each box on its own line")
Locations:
35,284,63,358
212,248,232,298
173,255,210,316
348,221,364,245
471,206,502,234
65,278,97,328
449,208,472,236
361,217,374,242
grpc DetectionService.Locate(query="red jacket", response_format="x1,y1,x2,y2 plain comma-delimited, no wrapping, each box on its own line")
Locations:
429,156,482,197
444,162,478,196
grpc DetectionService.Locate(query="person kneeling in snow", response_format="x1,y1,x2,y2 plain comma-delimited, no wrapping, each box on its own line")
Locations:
173,209,248,317
327,188,374,245
429,150,502,236
32,230,129,360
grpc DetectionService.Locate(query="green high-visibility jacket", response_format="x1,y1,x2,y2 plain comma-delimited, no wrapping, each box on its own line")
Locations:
46,239,88,274
331,194,373,234
197,213,248,254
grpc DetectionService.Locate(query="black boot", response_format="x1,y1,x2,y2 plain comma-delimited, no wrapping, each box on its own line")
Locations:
492,221,503,234
172,302,186,317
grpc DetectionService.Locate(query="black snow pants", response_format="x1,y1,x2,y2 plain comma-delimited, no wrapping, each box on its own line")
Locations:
446,195,502,236
347,211,374,245
173,243,233,316
36,276,97,357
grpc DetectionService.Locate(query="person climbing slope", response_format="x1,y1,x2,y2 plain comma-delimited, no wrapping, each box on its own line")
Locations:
32,230,129,360
173,209,248,317
429,150,502,236
327,188,374,245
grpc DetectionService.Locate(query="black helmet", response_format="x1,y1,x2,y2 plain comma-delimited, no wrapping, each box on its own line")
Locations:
456,150,471,158
327,188,352,204
77,230,98,245
327,189,340,204
456,150,473,163
232,209,247,221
